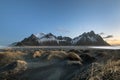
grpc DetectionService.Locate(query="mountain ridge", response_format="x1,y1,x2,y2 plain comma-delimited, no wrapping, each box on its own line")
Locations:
15,31,110,46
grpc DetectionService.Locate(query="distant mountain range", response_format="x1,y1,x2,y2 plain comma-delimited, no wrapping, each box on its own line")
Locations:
15,31,110,46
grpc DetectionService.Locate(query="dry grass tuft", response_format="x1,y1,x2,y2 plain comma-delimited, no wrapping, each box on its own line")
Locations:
47,50,68,60
10,60,28,74
0,51,25,67
68,52,82,61
33,51,41,58
72,59,120,80
89,59,120,80
32,50,48,58
0,60,27,80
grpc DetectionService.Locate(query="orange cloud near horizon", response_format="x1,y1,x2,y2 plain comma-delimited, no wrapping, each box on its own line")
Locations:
104,36,120,45
106,39,120,45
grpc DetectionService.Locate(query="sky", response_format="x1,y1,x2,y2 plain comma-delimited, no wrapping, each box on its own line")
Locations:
0,0,120,45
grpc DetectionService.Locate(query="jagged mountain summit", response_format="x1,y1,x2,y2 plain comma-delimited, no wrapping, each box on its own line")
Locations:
16,31,110,46
16,33,72,46
72,31,109,46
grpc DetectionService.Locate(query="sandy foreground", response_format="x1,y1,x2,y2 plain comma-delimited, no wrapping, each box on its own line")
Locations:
0,47,120,80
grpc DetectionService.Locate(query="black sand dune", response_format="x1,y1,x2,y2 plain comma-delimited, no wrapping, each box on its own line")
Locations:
0,48,120,80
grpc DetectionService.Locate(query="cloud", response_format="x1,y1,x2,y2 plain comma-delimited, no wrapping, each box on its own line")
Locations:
99,32,105,35
103,35,113,38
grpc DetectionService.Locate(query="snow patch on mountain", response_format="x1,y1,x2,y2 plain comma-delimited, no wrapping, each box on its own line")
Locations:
35,33,46,38
72,36,82,44
35,33,66,44
38,36,56,42
87,36,97,42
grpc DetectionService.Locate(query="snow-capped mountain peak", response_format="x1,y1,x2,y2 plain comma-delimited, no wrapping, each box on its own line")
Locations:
88,31,95,36
42,33,56,38
35,33,46,38
72,31,109,45
38,33,57,42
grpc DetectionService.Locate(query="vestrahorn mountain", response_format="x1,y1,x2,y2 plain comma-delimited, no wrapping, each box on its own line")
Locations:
15,31,110,46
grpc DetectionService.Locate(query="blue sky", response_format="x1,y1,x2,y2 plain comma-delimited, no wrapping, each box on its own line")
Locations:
0,0,120,45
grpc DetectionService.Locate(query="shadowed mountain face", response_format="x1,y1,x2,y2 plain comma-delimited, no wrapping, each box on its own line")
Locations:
16,34,40,46
15,31,109,46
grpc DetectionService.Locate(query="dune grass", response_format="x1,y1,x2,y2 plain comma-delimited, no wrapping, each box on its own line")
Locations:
0,51,25,67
